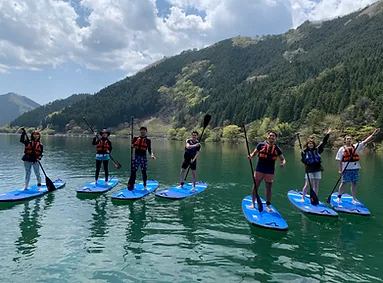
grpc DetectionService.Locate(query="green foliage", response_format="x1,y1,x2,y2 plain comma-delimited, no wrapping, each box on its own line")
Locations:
222,125,242,143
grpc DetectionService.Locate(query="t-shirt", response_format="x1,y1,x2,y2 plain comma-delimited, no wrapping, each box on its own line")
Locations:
335,142,364,170
255,142,283,174
184,139,201,157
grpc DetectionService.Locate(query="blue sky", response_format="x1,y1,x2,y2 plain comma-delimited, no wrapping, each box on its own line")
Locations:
0,0,376,105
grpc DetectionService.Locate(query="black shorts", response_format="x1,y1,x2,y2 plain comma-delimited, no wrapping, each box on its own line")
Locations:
182,154,197,170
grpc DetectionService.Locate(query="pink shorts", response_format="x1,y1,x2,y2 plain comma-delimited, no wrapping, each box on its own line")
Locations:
254,171,274,183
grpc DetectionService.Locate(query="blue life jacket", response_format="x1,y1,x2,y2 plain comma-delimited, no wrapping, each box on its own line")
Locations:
305,150,321,164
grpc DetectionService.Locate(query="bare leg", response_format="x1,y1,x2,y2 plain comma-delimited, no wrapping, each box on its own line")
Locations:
191,170,197,190
250,176,262,209
351,182,359,204
301,179,310,202
178,169,185,187
313,179,319,196
265,182,273,212
334,182,346,203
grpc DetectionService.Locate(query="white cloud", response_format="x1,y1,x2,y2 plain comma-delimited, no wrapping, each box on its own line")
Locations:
0,0,378,74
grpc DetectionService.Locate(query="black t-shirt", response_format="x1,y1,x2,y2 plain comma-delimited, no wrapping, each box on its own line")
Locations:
184,139,200,158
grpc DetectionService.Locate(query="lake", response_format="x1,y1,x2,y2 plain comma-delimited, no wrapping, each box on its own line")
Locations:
0,134,382,282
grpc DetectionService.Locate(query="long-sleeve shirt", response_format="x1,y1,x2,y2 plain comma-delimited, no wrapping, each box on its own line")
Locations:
132,136,152,156
20,133,44,162
301,134,329,173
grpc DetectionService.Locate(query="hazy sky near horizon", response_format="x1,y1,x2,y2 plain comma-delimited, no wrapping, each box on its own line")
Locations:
0,0,377,104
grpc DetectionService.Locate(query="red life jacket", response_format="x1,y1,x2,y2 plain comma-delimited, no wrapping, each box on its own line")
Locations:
133,137,148,151
342,146,360,162
96,139,110,154
24,141,42,157
259,143,278,161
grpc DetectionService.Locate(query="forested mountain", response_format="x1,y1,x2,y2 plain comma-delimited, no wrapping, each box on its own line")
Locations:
8,1,383,143
10,93,90,128
0,92,40,126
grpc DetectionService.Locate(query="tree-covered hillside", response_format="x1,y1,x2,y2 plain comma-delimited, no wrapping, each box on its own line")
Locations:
8,1,383,144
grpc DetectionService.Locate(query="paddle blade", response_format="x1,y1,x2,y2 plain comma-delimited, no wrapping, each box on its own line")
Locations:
46,177,56,192
309,189,319,205
113,162,122,169
203,114,212,128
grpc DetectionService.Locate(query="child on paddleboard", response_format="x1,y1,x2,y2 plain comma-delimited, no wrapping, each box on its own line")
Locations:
248,130,286,212
299,129,332,202
128,126,156,190
179,131,201,190
92,128,113,184
334,128,380,204
20,129,43,190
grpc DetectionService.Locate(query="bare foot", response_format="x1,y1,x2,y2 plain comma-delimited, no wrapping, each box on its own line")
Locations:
248,204,255,209
23,187,28,191
352,199,360,205
191,186,196,191
334,198,341,203
299,197,305,202
143,186,148,190
177,185,183,188
266,206,274,213
37,186,42,191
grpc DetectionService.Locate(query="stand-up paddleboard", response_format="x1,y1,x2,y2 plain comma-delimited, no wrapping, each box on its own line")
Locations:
0,180,66,202
288,190,338,217
76,177,118,194
111,180,159,200
242,196,288,230
155,182,208,199
330,193,370,215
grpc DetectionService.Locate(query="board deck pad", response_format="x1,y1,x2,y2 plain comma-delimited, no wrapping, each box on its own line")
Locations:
288,190,338,217
76,177,118,193
330,193,370,215
155,182,208,199
111,180,159,200
242,196,288,230
0,180,66,202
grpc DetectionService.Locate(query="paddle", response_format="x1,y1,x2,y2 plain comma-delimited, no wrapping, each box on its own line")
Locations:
22,128,56,192
184,114,212,180
83,117,122,169
127,117,135,191
326,142,360,204
296,133,319,205
243,123,263,212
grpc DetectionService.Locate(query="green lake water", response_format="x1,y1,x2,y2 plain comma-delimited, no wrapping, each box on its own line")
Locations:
0,134,382,282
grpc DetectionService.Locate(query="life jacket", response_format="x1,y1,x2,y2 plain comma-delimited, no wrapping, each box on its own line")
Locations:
133,137,148,151
305,150,321,164
96,139,110,154
342,146,360,162
258,143,278,161
24,141,42,157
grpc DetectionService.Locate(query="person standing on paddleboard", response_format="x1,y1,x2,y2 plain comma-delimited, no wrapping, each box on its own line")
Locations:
334,128,380,204
92,129,113,184
248,131,286,212
179,131,201,191
20,129,43,190
299,129,332,202
128,126,156,190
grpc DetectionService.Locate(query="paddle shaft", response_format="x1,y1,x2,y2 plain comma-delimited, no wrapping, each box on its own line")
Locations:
243,123,263,212
326,142,360,203
297,134,318,205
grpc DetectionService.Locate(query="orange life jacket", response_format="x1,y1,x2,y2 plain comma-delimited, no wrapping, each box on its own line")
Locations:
342,146,360,162
24,141,42,157
96,139,110,154
133,137,148,151
259,143,278,161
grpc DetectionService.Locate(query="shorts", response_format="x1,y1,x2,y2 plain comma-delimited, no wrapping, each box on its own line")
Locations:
254,171,274,183
95,154,110,161
132,155,148,172
342,169,359,183
304,171,321,180
182,154,196,170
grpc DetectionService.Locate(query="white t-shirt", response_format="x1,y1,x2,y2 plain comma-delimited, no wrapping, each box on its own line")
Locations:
335,142,365,170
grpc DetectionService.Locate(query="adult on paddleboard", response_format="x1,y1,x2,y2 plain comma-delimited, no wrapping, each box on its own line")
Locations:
20,129,43,190
92,128,113,184
128,126,156,190
247,130,286,212
334,128,380,204
299,129,332,202
178,131,201,191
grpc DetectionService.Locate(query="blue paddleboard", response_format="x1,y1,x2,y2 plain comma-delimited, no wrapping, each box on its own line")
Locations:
288,190,338,217
242,196,288,230
76,177,118,194
155,182,208,199
111,180,159,200
0,180,66,202
330,193,370,215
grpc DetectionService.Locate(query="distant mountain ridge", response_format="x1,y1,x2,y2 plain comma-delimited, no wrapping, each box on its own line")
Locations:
0,92,40,126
